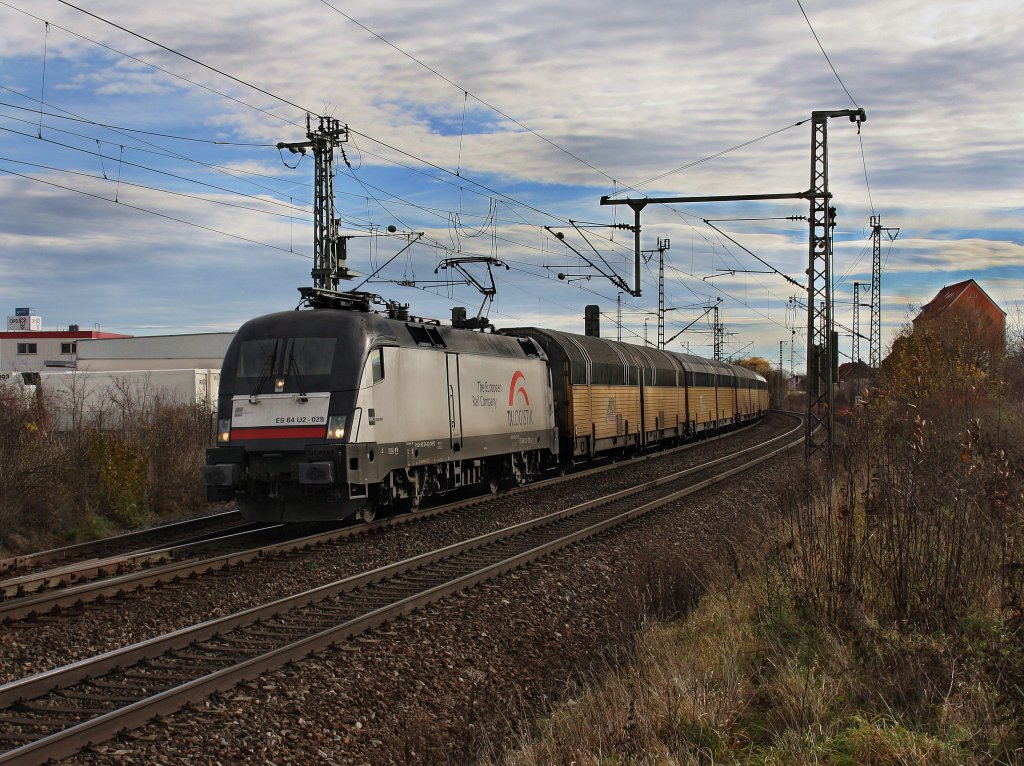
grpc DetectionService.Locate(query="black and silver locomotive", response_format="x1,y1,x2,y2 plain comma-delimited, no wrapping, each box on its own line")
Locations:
203,289,768,523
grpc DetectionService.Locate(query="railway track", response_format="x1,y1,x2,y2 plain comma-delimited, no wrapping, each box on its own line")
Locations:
0,414,802,764
0,417,781,623
0,510,245,577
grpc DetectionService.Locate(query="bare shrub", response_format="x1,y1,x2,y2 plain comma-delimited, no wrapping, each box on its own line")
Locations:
771,305,1024,634
763,309,1024,756
0,389,76,551
0,378,216,554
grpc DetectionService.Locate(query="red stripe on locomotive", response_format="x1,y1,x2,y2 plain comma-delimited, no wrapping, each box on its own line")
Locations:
232,426,326,440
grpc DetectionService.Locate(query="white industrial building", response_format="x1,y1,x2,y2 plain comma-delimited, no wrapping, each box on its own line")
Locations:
2,308,235,422
2,309,131,373
2,307,233,373
75,332,234,371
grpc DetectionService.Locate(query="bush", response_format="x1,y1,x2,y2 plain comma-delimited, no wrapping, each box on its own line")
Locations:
764,310,1024,758
0,382,216,554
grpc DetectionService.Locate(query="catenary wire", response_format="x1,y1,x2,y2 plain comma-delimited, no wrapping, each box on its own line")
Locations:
0,154,306,221
795,0,859,107
0,101,276,146
0,1,305,129
0,84,308,205
0,164,310,257
0,123,310,215
315,0,617,184
54,0,312,114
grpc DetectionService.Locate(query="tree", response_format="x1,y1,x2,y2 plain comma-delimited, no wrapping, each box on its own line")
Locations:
882,308,1005,415
736,357,772,377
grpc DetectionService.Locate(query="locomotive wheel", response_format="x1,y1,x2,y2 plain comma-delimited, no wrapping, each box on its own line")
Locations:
357,501,378,523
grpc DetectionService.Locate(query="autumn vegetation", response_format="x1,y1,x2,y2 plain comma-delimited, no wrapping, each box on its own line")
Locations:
493,310,1024,765
0,379,215,554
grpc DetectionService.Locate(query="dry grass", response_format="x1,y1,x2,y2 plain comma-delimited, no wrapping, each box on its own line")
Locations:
491,586,759,766
490,576,1019,766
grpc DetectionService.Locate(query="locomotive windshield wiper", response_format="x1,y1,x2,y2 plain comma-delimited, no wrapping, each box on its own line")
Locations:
287,352,308,402
250,341,279,399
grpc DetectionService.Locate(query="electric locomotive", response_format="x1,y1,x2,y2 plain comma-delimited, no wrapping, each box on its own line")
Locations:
203,289,557,522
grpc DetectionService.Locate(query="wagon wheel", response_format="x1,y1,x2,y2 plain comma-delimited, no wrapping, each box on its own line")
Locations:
395,494,423,514
487,473,501,495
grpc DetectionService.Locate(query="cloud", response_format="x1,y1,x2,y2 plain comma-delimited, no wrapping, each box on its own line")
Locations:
0,0,1022,361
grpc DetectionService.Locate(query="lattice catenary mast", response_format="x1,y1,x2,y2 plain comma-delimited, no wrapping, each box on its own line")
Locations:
278,115,352,290
868,214,899,369
600,108,865,459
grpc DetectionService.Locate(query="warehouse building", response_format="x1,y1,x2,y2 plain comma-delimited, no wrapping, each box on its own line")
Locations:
2,308,233,373
75,332,234,371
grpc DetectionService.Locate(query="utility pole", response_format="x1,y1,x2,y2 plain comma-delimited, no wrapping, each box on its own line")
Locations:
657,238,669,349
616,293,622,342
805,108,866,459
852,282,862,364
713,305,723,361
278,115,351,290
790,328,795,385
869,214,899,370
641,238,671,348
779,338,789,406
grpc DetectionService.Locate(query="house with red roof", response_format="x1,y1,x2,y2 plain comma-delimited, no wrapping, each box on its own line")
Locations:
912,279,1006,353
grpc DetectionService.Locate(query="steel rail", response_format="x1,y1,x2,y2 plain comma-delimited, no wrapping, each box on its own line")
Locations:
0,511,243,575
0,523,280,600
0,416,780,622
0,415,802,764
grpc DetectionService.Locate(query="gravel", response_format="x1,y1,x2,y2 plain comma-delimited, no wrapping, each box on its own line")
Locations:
0,415,797,764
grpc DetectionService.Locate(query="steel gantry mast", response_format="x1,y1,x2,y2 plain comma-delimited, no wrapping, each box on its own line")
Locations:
868,214,899,370
804,109,865,458
278,115,352,290
640,238,671,348
600,107,865,459
853,282,862,364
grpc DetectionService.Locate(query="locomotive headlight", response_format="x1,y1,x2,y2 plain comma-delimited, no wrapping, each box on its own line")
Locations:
326,415,346,440
217,418,231,443
274,378,285,392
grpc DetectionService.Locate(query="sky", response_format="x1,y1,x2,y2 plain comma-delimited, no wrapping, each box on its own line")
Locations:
1,0,1022,370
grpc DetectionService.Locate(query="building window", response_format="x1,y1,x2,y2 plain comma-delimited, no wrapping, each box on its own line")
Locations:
16,343,38,355
61,342,77,354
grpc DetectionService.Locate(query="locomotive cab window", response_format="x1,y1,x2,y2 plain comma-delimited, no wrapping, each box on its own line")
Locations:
360,348,385,387
287,337,336,376
236,337,336,378
236,338,279,378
